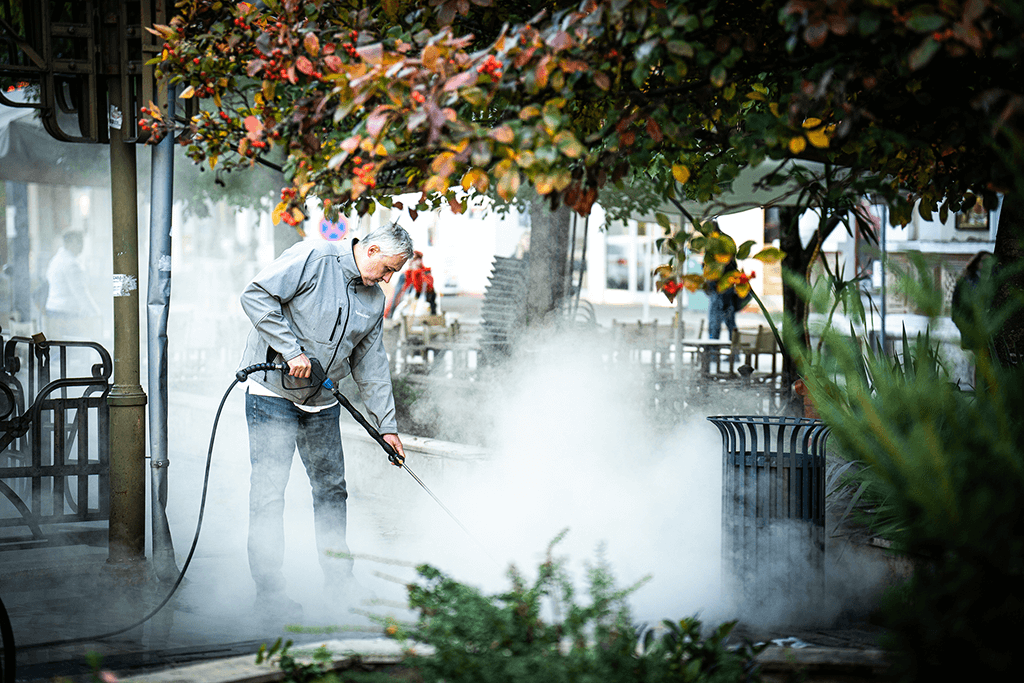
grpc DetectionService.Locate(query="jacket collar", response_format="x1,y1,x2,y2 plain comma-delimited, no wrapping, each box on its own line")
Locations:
342,238,367,287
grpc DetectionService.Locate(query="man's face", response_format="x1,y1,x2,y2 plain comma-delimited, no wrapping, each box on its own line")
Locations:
359,244,407,286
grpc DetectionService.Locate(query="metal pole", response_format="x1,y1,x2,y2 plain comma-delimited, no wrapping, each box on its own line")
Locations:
880,206,887,354
106,76,148,573
147,82,178,581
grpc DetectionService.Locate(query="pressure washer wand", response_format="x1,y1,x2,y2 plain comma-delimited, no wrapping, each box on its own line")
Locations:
309,360,497,564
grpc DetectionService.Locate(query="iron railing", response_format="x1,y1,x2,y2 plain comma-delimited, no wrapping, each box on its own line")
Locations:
0,334,112,550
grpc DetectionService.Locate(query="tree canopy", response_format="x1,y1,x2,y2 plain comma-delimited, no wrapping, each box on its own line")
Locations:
145,0,1021,229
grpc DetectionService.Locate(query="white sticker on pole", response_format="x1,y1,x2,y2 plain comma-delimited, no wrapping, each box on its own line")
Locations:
113,274,138,297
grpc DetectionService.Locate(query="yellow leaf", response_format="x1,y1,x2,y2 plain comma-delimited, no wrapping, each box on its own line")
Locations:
461,168,489,192
672,164,691,184
208,154,218,169
423,175,450,195
769,102,780,117
291,208,305,223
238,138,250,156
802,117,823,129
535,174,554,195
374,143,389,157
179,85,196,99
272,201,287,225
519,105,541,120
300,182,315,197
788,136,807,154
423,44,441,72
806,127,829,148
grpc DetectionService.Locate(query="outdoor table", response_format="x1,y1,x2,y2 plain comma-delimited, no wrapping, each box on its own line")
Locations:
679,338,733,379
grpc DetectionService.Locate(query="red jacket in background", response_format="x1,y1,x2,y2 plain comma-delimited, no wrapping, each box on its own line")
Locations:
406,266,434,295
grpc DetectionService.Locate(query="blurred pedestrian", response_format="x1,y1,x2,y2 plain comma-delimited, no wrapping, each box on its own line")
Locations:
385,250,437,317
44,231,100,341
705,259,740,341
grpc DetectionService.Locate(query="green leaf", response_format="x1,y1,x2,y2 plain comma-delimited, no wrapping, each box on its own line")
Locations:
908,37,941,71
906,15,945,33
666,41,694,58
858,12,881,35
710,64,727,88
736,239,756,260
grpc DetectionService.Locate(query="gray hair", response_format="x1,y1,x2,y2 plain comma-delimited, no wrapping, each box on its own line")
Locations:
363,221,414,261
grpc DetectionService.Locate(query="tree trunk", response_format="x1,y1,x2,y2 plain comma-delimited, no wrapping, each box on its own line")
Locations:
994,190,1024,364
778,206,809,415
525,201,572,325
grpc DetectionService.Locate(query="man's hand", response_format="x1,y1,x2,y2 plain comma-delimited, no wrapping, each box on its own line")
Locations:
382,433,405,466
287,353,312,379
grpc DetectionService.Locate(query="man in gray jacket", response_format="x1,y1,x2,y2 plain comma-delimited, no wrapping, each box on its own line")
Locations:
238,221,413,619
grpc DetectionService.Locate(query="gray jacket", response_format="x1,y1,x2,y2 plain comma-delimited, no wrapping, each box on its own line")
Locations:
238,238,398,433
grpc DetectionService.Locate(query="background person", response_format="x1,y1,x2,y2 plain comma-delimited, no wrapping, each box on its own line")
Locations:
44,230,100,341
237,222,413,621
385,250,437,317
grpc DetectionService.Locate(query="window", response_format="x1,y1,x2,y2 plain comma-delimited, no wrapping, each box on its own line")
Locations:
956,197,989,230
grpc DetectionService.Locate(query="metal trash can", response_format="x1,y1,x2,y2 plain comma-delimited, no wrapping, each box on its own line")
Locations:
707,415,830,622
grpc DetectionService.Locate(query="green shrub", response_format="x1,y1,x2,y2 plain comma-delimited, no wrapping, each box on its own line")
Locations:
804,299,1024,680
388,533,764,683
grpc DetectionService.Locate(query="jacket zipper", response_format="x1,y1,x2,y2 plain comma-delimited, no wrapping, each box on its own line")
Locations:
328,307,344,342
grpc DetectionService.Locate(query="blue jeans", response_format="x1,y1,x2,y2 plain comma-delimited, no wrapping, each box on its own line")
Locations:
245,391,352,596
708,292,736,340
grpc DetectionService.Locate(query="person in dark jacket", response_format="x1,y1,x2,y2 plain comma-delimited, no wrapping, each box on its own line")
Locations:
238,221,413,620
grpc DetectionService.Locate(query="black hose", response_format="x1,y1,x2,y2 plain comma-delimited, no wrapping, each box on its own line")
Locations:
17,363,286,650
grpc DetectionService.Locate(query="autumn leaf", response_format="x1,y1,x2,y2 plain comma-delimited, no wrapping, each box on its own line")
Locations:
304,32,320,57
672,164,690,184
497,169,521,200
366,109,391,137
461,168,489,192
423,44,442,72
324,55,343,73
554,131,584,158
519,105,541,120
789,136,807,154
593,71,611,90
490,125,515,144
535,173,555,195
423,175,450,194
355,43,384,65
646,118,663,143
444,69,477,91
272,201,287,225
681,273,704,293
806,127,830,148
179,85,196,99
243,117,262,134
296,56,314,76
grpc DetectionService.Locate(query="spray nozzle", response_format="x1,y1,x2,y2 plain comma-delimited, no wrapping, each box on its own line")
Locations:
235,361,290,382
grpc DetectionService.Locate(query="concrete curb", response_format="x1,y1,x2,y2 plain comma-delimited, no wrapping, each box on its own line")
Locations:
117,639,429,683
